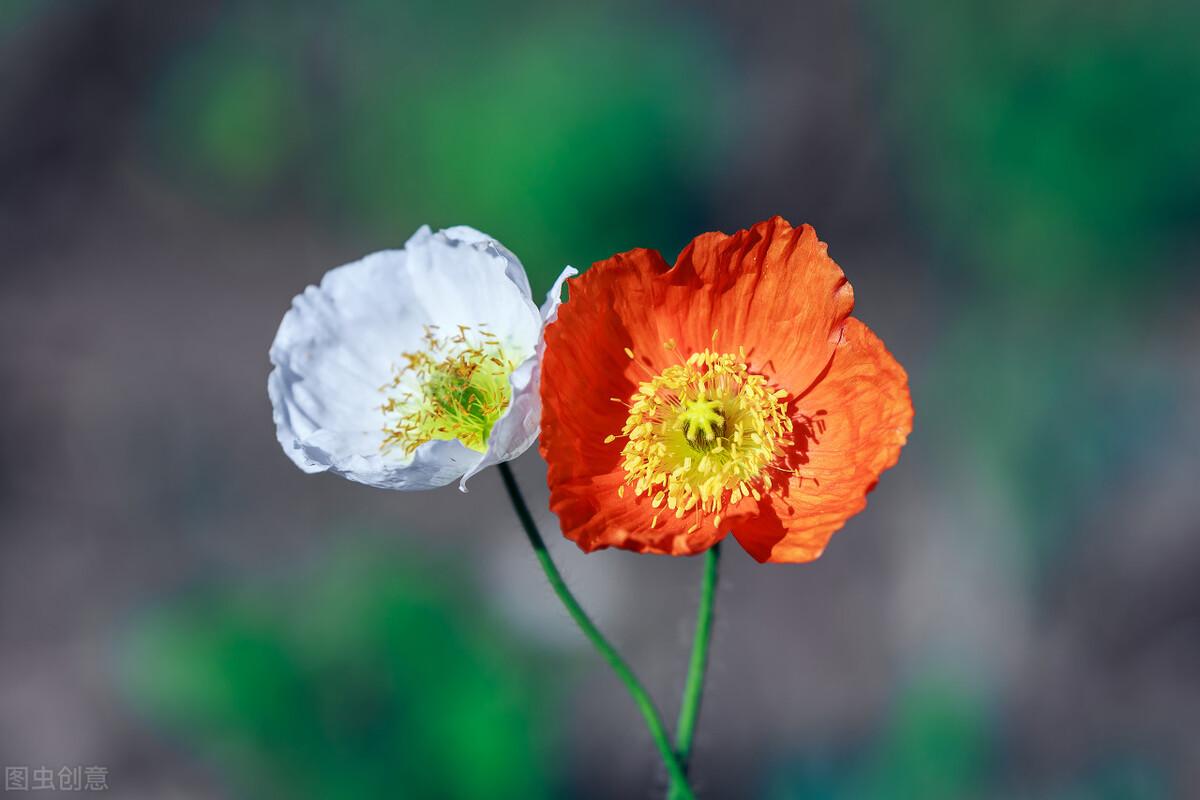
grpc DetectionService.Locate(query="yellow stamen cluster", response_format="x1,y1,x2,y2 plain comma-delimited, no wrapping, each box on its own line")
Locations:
380,325,518,456
609,346,793,532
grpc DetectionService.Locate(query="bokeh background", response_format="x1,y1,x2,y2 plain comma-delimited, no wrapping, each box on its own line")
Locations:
2,1,1199,798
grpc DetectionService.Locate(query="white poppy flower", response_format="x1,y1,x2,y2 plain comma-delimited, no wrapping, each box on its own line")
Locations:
268,225,575,491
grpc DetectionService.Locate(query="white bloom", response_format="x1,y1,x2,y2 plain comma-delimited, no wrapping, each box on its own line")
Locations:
268,225,574,491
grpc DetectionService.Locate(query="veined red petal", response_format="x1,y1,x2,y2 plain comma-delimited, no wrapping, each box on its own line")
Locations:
731,318,912,563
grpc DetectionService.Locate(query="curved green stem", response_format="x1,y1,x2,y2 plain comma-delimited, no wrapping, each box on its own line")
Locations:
497,462,695,800
668,541,722,799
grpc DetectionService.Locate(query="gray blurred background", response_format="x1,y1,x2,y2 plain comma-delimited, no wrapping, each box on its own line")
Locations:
2,1,1199,798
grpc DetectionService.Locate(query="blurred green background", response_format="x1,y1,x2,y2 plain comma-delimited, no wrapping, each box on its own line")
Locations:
1,0,1198,798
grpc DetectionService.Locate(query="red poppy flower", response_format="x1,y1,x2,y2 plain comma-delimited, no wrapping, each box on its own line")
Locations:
539,217,912,563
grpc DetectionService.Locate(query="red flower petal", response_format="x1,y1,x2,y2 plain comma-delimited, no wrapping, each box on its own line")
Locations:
730,318,913,563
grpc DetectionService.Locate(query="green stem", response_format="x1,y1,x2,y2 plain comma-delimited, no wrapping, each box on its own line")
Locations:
668,541,722,799
497,462,695,800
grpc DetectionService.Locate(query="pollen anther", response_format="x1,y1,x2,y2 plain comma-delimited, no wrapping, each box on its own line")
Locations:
380,325,517,456
610,349,793,530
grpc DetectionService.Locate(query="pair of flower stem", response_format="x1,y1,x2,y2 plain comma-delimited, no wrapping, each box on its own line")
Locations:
498,462,720,799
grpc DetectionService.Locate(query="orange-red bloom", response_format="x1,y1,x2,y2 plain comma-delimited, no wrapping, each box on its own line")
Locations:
539,217,912,563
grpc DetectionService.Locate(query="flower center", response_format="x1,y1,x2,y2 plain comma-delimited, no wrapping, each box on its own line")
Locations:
381,325,518,456
610,347,793,532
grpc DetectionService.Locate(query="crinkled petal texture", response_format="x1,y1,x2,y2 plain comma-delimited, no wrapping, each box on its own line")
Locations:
539,217,912,562
269,225,569,491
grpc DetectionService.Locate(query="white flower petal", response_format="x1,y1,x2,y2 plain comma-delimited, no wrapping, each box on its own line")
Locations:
268,226,544,490
540,264,578,325
436,225,532,300
403,228,541,355
459,265,577,490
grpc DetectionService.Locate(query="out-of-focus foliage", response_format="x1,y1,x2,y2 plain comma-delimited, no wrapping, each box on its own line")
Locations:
120,542,558,800
0,0,68,52
869,0,1197,561
762,683,1169,799
925,311,1176,557
151,41,303,193
1051,759,1169,800
873,1,1200,303
148,0,726,291
854,683,991,799
761,681,991,800
0,0,49,33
